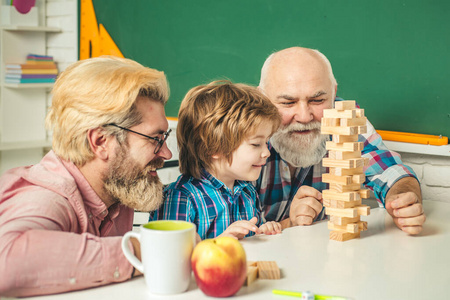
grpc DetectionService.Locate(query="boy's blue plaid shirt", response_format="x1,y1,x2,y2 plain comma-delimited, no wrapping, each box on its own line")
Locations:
150,170,262,239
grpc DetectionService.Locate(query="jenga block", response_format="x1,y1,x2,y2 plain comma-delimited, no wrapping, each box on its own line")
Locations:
325,207,358,218
329,182,361,193
247,261,257,267
334,100,356,110
359,189,371,199
328,221,358,233
323,109,356,119
352,174,365,184
356,205,370,216
328,150,361,160
326,141,364,152
245,266,258,286
364,157,369,166
330,230,360,241
321,126,359,136
330,215,360,226
322,173,352,185
322,157,366,169
355,109,364,118
321,118,340,127
322,189,361,201
358,125,367,134
328,221,367,233
329,167,364,176
332,134,358,143
257,261,280,279
323,198,362,208
340,117,367,127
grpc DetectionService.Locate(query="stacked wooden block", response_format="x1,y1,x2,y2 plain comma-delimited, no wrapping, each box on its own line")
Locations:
321,100,371,241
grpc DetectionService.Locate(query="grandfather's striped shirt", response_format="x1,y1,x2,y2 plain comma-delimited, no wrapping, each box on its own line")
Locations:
254,100,418,223
150,170,261,240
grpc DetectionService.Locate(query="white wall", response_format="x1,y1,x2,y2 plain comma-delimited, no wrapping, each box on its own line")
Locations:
400,152,450,203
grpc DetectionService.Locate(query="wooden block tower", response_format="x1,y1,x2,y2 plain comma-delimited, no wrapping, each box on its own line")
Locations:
321,100,371,241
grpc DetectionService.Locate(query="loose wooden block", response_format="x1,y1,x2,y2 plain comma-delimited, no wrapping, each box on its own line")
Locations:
330,230,360,241
325,207,358,218
326,141,364,152
340,117,367,127
329,167,364,176
247,261,257,267
334,100,356,110
322,157,366,169
322,189,361,202
330,215,360,226
359,189,371,199
329,182,362,193
245,266,258,286
328,150,361,160
331,134,358,143
323,198,362,209
257,261,280,280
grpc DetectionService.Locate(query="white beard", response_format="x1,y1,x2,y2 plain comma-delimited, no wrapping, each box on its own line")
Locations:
271,121,329,168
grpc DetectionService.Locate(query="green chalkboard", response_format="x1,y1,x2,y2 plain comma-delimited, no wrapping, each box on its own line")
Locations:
90,0,450,138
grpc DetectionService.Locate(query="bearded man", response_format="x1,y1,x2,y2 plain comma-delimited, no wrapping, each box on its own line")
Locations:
0,56,172,297
255,47,426,235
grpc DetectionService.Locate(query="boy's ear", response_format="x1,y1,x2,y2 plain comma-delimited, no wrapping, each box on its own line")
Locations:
87,127,113,161
211,154,220,159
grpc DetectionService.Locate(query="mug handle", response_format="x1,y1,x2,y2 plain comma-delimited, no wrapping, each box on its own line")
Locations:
121,231,144,274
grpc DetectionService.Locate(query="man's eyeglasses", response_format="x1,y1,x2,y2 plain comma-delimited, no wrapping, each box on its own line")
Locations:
105,123,171,154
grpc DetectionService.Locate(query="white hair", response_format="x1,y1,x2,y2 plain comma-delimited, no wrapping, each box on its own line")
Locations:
259,47,337,92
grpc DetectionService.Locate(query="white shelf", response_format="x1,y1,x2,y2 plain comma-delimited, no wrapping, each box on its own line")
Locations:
384,140,450,157
0,140,51,151
1,25,60,32
3,83,54,89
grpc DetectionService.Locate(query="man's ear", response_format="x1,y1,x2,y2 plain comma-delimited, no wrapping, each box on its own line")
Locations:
87,128,112,161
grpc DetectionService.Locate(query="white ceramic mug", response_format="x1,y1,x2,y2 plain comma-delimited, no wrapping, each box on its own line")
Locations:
121,220,196,294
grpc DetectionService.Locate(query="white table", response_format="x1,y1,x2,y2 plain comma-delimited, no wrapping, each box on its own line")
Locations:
12,201,448,300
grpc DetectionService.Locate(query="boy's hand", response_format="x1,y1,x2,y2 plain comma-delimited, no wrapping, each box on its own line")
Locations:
259,221,282,235
219,217,260,240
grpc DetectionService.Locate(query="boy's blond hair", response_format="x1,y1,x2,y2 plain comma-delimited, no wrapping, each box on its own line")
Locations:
46,56,169,166
177,80,281,179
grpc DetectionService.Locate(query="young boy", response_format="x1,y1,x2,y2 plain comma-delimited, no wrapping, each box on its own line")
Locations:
150,80,282,240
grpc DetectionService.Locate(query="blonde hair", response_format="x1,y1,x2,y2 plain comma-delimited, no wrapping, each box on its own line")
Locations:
177,80,281,179
46,56,169,166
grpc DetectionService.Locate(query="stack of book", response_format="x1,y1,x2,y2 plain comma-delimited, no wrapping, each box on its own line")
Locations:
5,54,58,84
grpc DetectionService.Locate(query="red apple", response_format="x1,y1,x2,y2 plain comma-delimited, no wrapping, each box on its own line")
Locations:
191,236,247,297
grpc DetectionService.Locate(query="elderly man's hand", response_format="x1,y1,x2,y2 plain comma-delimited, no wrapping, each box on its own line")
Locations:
385,191,426,235
289,186,323,226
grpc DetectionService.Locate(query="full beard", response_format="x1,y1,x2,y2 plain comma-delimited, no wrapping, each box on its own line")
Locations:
270,121,329,168
103,146,165,212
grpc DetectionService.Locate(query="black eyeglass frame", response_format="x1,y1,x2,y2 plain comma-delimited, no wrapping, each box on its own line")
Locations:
105,123,171,154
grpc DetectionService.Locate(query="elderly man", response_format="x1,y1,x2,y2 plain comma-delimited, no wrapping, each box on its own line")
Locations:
0,56,172,297
255,47,425,234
